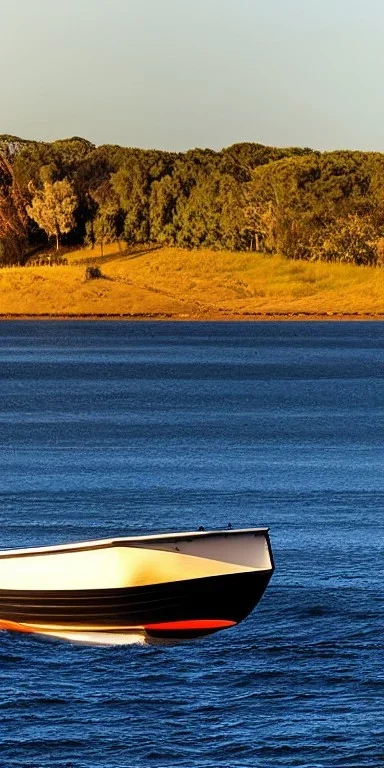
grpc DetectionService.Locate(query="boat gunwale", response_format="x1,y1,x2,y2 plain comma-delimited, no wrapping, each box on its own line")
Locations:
0,527,271,560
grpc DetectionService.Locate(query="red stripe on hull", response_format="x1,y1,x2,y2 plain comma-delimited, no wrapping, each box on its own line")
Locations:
0,618,33,633
144,619,236,631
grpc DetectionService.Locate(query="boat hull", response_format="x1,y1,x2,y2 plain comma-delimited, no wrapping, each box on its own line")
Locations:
0,528,274,644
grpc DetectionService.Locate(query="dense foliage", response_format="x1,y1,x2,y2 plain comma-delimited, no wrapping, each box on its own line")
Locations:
2,134,384,266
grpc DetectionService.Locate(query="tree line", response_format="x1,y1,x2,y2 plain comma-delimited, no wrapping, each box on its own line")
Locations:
2,133,384,266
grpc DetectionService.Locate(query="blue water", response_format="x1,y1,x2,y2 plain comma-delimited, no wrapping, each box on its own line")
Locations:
0,320,383,768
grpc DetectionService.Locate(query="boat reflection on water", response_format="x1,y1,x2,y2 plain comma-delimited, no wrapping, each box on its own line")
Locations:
0,527,274,645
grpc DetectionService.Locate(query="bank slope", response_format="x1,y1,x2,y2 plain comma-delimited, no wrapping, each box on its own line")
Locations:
1,246,384,318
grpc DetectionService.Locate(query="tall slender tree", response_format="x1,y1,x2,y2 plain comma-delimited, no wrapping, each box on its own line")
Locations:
0,151,28,263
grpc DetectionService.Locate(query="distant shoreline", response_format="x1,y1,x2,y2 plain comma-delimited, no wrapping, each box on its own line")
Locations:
2,312,384,322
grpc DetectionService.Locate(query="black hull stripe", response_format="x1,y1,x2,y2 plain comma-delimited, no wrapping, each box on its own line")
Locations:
0,570,272,628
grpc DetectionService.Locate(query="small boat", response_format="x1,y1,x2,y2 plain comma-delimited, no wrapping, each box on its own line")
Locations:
0,527,274,644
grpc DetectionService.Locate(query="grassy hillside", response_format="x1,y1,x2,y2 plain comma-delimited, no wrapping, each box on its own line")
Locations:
1,244,384,318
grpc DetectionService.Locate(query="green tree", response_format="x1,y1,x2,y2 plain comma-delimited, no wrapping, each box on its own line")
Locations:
149,175,177,243
311,215,379,265
27,179,77,250
111,162,149,244
87,179,123,254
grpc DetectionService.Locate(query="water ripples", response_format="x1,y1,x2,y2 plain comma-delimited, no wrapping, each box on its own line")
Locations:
0,321,383,766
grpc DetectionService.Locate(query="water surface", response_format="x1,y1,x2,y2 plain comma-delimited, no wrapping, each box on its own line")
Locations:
0,321,383,767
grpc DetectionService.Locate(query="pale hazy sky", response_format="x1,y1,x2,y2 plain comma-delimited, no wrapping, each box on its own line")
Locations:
1,0,383,151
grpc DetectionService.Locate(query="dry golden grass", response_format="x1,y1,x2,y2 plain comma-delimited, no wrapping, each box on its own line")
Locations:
1,244,384,317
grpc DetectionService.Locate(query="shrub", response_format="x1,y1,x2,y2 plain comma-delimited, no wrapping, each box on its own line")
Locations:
85,265,103,280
